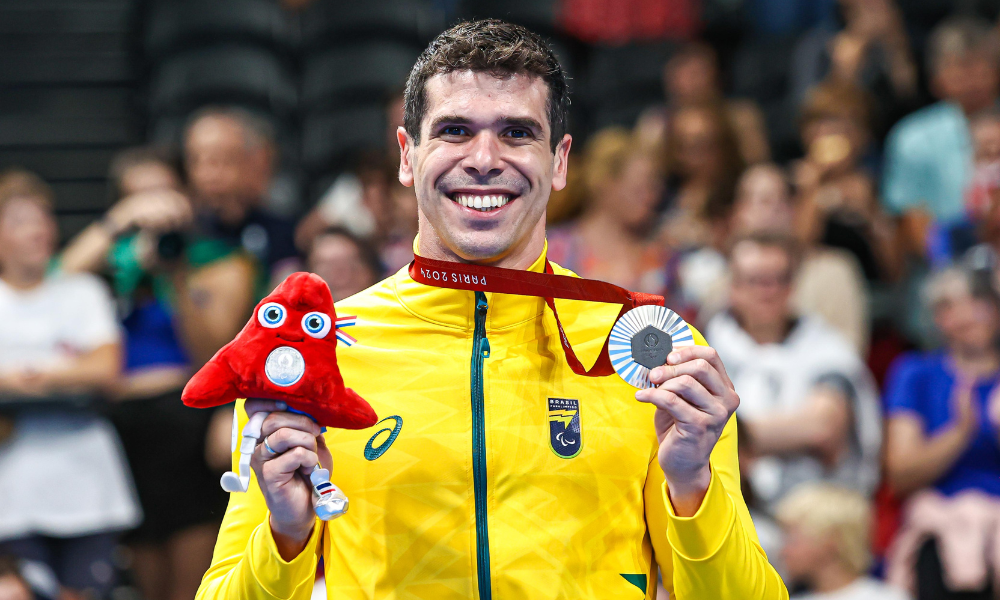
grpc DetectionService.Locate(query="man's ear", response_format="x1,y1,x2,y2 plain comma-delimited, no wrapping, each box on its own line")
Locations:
551,134,573,192
397,126,415,188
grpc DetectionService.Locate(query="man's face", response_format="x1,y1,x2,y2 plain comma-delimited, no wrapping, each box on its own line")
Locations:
185,116,272,218
729,242,794,329
398,70,571,266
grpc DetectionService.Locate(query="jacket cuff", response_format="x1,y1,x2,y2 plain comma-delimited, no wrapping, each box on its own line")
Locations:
245,516,322,598
663,469,736,561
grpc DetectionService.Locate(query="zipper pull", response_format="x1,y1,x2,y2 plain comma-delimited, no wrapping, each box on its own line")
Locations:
480,337,491,358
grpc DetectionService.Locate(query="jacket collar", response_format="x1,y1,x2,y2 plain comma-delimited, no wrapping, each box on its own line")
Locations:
391,242,549,332
391,241,623,371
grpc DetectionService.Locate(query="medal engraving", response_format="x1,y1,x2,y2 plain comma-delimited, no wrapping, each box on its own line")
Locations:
630,325,672,369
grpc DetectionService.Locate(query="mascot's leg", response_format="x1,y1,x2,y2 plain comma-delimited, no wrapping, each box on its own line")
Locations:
310,466,348,521
220,410,269,493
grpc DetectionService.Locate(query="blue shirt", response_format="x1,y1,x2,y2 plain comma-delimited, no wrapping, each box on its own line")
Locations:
882,101,972,223
884,351,1000,497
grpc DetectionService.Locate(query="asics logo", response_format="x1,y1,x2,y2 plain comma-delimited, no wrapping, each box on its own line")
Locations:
364,416,403,460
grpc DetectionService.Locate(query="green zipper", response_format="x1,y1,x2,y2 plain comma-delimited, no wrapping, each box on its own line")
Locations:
471,291,492,599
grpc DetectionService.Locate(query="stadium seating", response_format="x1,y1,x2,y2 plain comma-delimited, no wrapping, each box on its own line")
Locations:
143,0,294,59
0,0,138,239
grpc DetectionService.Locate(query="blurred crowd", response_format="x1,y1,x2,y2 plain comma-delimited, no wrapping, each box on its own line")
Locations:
3,1,1000,600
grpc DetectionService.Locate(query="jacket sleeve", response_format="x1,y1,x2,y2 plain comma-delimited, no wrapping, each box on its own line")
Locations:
195,400,323,600
643,331,788,599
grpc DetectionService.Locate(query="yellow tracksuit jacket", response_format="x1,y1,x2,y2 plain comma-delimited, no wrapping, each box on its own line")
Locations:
197,249,788,600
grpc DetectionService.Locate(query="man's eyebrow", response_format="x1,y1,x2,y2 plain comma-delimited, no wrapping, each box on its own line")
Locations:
499,117,544,132
427,115,545,132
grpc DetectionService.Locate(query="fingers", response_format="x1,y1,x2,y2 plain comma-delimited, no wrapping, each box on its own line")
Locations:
636,388,704,424
662,346,735,390
258,446,321,480
244,399,287,417
649,357,728,397
262,428,319,456
260,411,322,440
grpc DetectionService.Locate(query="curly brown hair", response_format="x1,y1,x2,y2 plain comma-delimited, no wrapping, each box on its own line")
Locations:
403,19,570,151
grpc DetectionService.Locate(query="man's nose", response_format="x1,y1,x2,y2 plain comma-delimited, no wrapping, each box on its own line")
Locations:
462,131,504,177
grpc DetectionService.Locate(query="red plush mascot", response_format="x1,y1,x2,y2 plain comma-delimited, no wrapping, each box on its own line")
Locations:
182,272,377,520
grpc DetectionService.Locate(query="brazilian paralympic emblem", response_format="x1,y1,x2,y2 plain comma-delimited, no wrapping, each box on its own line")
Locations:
364,415,403,460
547,398,582,459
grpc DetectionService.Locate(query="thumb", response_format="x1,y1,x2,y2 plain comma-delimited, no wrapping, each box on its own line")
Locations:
317,433,333,473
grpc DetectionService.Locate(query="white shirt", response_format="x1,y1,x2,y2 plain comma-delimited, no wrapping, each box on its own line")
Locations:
794,577,912,600
705,312,882,510
0,274,140,539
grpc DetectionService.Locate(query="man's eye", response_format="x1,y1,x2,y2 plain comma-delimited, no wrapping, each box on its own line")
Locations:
442,126,467,136
507,129,530,139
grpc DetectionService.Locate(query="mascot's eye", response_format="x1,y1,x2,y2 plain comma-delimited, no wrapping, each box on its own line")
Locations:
301,311,332,338
257,302,286,328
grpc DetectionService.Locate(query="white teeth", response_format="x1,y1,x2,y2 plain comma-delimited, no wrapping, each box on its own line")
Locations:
453,193,511,212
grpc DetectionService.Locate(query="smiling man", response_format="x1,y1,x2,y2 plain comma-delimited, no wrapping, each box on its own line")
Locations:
196,20,786,600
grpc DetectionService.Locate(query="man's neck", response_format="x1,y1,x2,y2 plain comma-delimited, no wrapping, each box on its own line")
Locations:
1,264,46,291
737,313,793,345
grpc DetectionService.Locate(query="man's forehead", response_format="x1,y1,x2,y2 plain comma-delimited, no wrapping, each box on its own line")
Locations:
423,70,549,125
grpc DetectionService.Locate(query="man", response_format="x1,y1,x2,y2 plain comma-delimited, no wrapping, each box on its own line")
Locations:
705,235,881,543
198,21,786,599
184,107,300,290
883,17,1000,255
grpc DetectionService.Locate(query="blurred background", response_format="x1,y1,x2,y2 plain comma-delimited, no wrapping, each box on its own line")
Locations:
2,0,1000,599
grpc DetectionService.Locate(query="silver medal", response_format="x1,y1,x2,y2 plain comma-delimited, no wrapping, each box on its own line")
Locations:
609,305,695,388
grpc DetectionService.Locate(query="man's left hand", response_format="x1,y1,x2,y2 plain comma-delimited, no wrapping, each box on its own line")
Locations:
636,346,740,516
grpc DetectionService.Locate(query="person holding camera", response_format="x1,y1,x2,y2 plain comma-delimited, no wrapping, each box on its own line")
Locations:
59,141,266,600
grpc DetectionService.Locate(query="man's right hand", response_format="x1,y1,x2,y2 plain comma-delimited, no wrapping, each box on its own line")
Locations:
245,399,332,560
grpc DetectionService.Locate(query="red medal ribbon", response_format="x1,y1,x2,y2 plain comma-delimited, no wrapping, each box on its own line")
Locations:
409,254,664,377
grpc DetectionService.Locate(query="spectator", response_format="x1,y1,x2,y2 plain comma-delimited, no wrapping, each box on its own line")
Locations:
791,0,919,140
307,226,383,302
60,147,237,600
711,164,871,354
183,106,300,293
794,80,901,283
636,42,771,165
883,267,1000,599
705,234,882,553
883,17,1000,256
659,101,746,251
547,127,671,294
296,92,418,273
777,484,911,600
0,170,139,598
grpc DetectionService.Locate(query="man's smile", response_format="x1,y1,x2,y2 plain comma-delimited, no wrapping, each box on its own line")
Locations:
446,189,518,213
